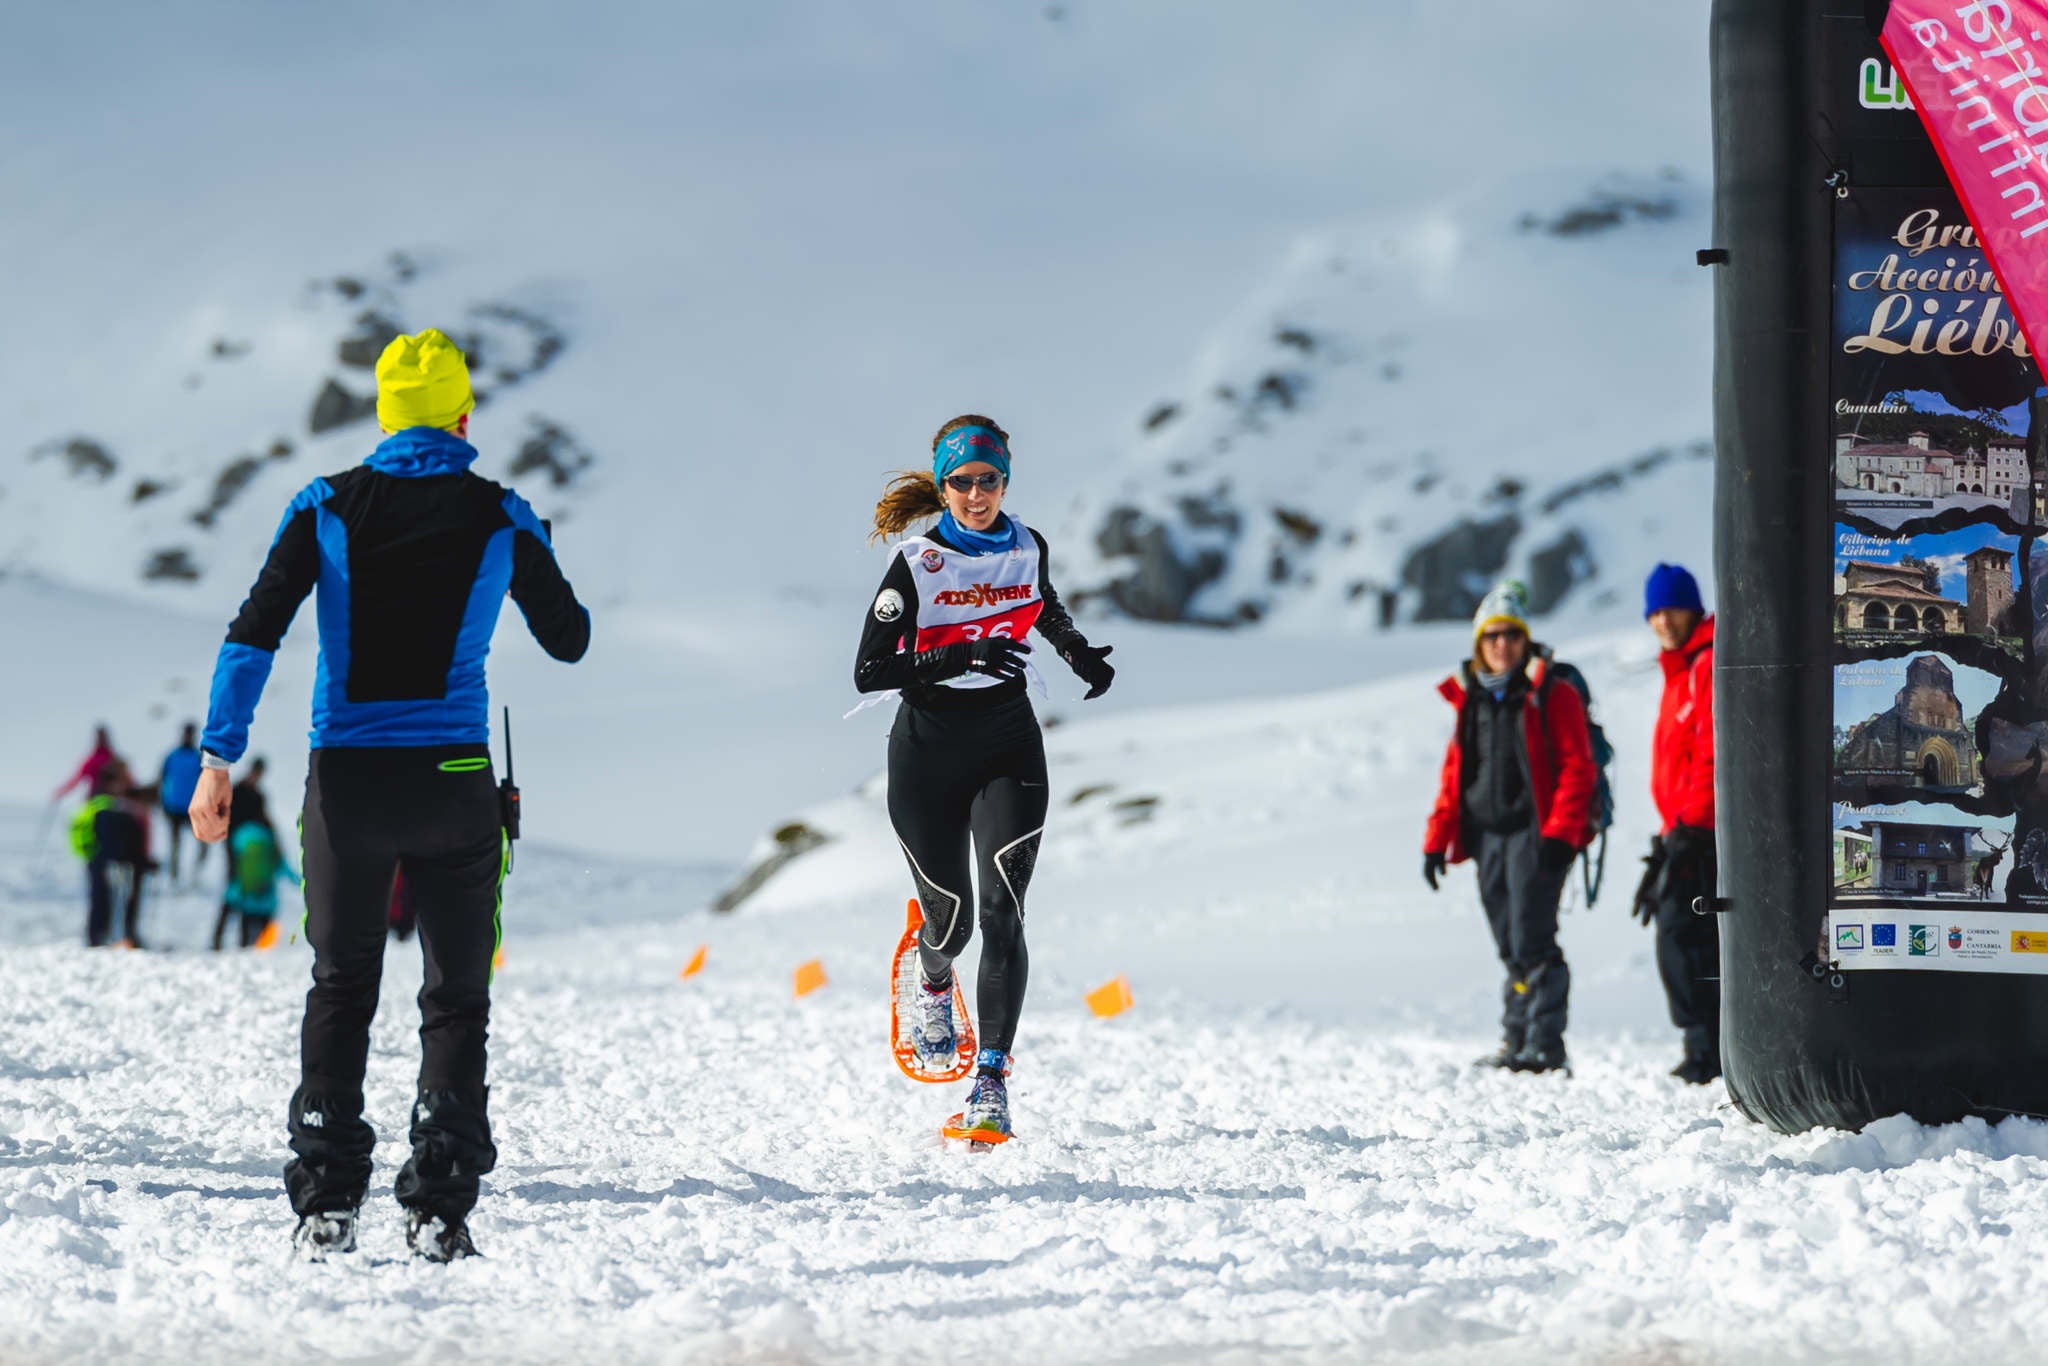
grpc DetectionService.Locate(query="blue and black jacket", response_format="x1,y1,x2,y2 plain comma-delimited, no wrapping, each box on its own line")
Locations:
201,427,590,761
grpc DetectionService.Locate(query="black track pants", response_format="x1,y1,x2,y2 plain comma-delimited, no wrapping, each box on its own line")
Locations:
285,746,503,1219
85,859,116,947
1655,842,1722,1061
887,696,1048,1056
1473,827,1571,1055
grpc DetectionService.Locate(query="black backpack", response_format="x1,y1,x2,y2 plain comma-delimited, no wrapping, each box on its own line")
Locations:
1544,659,1617,905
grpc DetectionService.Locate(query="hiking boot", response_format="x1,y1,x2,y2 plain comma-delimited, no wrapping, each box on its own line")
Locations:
292,1209,358,1260
1671,1052,1722,1086
406,1210,479,1262
1509,1044,1571,1075
1474,1037,1525,1069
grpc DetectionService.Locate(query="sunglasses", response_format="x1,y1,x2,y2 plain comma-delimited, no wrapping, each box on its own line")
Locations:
944,472,1005,493
1479,628,1525,644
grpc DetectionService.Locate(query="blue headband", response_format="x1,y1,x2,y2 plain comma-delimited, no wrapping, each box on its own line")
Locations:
934,425,1011,482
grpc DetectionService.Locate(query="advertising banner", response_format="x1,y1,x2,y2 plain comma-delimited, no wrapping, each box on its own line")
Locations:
1828,178,2048,971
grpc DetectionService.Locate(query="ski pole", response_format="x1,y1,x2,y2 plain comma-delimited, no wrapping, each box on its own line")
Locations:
31,799,61,882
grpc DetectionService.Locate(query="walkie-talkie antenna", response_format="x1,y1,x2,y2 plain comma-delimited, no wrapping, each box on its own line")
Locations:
500,705,522,870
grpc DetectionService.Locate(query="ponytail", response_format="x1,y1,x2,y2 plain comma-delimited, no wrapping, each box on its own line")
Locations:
870,469,945,543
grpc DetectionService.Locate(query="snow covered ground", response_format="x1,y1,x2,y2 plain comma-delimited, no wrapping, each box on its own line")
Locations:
6,3,2036,1361
6,627,2048,1365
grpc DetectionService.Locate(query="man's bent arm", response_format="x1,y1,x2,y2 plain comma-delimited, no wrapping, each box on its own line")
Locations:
201,490,323,763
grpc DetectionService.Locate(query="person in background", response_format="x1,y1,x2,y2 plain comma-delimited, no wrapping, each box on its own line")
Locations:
1632,563,1721,1086
72,760,150,948
226,812,300,948
159,723,206,884
211,758,270,951
55,726,120,801
387,867,418,942
1423,580,1597,1075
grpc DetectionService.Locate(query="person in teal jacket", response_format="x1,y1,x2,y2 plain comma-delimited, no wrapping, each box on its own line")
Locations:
225,816,299,948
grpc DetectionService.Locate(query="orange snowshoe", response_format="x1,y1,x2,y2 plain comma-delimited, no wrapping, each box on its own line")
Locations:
890,899,977,1083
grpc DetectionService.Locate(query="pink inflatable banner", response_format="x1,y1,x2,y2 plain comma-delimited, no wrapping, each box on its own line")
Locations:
1883,0,2048,361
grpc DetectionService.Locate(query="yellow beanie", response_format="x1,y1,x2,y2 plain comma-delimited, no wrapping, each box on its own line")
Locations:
375,329,476,433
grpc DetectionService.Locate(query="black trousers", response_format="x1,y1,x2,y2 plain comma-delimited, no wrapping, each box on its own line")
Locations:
85,809,146,947
285,746,503,1220
887,696,1048,1056
1656,839,1722,1061
85,859,117,947
1473,827,1571,1055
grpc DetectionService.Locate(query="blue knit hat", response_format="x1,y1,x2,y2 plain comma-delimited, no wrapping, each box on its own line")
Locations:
1644,563,1704,618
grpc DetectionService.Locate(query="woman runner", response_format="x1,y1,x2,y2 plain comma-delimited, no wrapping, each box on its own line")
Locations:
853,415,1117,1143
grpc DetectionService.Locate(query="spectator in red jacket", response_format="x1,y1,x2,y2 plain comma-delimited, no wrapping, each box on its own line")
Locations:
1632,563,1720,1085
1424,580,1596,1074
54,726,120,801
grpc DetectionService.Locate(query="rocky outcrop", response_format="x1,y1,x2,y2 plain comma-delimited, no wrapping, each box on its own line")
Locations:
309,379,376,435
509,419,595,489
336,311,404,369
142,548,200,581
32,438,116,481
1087,505,1228,624
1398,515,1521,623
712,821,831,913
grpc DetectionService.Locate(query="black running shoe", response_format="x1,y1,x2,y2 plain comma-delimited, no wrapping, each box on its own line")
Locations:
292,1209,358,1260
406,1211,479,1262
1508,1045,1571,1075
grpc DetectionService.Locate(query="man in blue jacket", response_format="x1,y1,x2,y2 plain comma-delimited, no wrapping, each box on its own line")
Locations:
158,723,204,884
189,329,589,1261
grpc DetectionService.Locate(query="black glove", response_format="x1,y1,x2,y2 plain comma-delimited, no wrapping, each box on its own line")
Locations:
1632,835,1667,926
1663,824,1711,877
961,636,1031,682
1423,850,1446,891
1539,836,1578,878
1656,824,1713,904
1062,643,1116,700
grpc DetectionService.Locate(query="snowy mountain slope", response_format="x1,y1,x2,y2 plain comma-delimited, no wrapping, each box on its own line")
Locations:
5,627,2048,1365
1054,173,1716,632
0,2,1715,861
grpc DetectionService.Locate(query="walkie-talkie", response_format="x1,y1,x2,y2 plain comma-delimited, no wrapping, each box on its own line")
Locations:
500,705,521,870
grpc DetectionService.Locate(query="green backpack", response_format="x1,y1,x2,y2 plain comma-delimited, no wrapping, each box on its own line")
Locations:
235,824,281,895
68,797,116,862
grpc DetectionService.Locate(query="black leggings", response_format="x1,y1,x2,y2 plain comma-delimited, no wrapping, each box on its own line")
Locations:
887,696,1048,1055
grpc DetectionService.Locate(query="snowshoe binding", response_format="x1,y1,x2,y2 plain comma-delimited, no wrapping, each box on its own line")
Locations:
406,1210,478,1263
292,1209,358,1260
942,1050,1014,1150
891,899,977,1083
911,975,957,1067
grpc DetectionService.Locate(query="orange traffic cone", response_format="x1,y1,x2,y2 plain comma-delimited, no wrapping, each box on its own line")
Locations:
1085,975,1134,1019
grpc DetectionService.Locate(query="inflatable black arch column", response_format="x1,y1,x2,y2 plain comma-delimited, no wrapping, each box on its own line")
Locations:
1715,0,2048,1131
